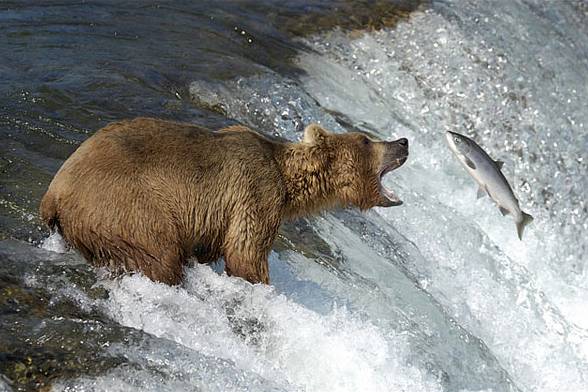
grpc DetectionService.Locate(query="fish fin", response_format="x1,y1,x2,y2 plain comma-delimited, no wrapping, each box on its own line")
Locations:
495,160,504,170
465,156,476,170
516,211,534,240
499,206,509,216
477,186,487,199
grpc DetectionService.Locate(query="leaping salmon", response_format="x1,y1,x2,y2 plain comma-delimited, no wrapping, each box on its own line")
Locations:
445,131,533,240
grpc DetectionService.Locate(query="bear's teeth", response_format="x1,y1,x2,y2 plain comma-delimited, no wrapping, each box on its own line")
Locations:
382,185,401,203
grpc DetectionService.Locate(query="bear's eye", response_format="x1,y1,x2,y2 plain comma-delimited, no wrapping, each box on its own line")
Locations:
363,137,370,146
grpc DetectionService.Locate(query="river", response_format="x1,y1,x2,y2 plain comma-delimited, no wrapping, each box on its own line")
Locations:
0,1,586,391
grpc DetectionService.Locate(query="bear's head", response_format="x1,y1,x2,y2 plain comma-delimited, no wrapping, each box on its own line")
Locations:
303,124,408,210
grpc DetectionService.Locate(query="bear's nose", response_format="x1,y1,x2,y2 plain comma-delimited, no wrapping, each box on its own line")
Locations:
397,138,408,147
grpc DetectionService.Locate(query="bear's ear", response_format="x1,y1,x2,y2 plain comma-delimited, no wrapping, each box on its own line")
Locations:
303,124,329,145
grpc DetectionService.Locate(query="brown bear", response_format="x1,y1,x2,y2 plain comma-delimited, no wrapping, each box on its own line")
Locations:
40,118,408,285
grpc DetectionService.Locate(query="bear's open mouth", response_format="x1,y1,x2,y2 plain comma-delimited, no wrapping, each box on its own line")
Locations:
378,156,407,206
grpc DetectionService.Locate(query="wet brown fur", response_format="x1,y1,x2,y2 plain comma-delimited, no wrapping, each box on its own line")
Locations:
40,118,407,285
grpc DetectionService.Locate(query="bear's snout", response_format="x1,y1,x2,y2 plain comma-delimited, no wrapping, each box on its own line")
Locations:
383,138,409,169
396,138,409,148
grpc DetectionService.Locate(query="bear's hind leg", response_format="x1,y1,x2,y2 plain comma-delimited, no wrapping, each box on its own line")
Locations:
110,247,184,285
67,231,185,285
139,248,185,285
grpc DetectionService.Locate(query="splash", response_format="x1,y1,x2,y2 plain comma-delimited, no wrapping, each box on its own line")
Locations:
55,261,442,392
40,231,68,254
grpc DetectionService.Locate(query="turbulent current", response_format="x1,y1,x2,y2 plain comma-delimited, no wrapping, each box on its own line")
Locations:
1,1,587,391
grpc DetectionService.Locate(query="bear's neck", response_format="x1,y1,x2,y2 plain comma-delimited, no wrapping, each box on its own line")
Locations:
276,143,341,219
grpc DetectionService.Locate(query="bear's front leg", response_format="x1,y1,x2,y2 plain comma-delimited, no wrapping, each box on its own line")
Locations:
223,213,279,284
224,246,270,284
223,201,282,284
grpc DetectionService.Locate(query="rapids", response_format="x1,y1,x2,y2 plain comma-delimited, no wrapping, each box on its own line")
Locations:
0,1,586,391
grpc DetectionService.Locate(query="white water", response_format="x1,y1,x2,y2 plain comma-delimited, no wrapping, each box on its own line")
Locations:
50,1,587,391
49,255,443,392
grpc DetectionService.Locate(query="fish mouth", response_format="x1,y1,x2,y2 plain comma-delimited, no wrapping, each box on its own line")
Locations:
445,131,458,147
378,155,408,207
445,130,472,157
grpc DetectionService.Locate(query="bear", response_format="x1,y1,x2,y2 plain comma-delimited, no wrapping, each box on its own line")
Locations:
40,118,408,285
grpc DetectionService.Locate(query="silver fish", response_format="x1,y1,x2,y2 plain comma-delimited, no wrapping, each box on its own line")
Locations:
445,131,533,240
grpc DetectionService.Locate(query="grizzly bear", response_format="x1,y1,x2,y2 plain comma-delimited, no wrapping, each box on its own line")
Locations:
40,118,408,285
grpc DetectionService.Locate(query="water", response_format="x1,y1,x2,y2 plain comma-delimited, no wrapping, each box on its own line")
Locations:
1,1,587,391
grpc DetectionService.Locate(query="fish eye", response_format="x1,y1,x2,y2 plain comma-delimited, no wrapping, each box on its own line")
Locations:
454,137,461,144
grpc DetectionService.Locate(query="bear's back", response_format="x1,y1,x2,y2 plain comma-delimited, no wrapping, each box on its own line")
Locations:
55,117,280,181
81,117,222,168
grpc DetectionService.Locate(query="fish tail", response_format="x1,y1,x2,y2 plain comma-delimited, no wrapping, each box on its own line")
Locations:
516,211,534,240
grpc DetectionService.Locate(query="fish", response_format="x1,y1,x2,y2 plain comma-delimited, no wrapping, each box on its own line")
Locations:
445,131,533,240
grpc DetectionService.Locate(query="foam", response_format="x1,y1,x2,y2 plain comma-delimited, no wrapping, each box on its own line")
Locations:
92,264,441,392
40,231,68,254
